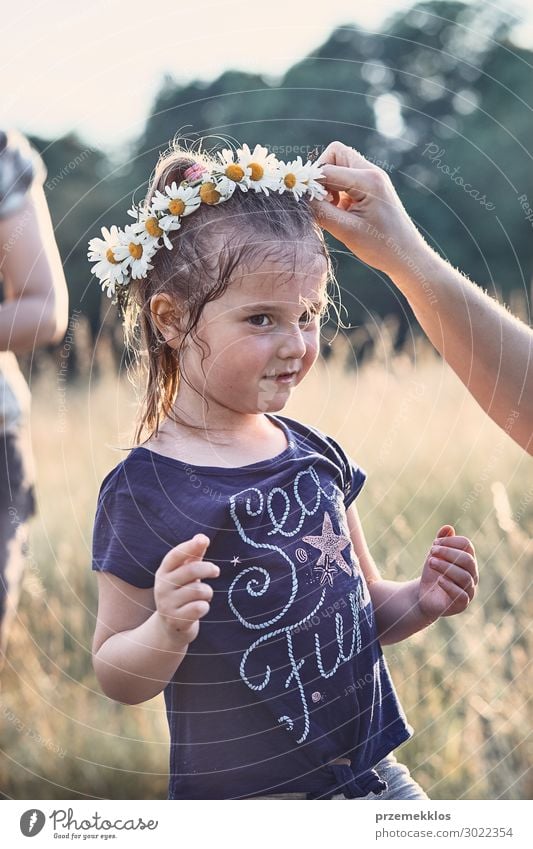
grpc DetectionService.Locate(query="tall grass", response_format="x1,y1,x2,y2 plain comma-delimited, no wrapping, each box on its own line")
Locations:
0,329,531,799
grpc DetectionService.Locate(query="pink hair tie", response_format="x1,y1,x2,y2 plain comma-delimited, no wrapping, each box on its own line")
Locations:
183,163,208,182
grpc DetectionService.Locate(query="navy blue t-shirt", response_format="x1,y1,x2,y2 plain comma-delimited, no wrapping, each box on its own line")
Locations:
92,414,412,799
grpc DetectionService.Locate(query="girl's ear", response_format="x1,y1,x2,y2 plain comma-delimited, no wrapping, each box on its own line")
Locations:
150,293,182,349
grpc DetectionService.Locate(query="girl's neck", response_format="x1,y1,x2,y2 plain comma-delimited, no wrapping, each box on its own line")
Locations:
142,410,287,468
165,387,273,442
162,408,267,444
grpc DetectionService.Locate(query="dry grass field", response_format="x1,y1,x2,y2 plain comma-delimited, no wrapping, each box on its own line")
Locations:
0,327,531,799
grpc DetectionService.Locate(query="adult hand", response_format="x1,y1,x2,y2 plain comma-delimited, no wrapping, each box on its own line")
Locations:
311,141,428,277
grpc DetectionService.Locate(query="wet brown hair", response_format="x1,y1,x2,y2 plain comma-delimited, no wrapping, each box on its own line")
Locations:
123,138,337,444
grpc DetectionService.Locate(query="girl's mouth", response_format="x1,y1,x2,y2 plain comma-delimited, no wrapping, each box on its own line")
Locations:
264,371,299,384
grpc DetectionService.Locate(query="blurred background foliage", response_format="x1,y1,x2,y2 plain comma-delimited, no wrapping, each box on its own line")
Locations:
26,0,533,376
1,0,531,801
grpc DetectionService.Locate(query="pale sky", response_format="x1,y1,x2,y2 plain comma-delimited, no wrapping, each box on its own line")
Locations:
2,0,531,152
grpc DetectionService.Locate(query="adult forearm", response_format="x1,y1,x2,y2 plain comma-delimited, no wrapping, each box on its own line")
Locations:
93,612,190,704
311,147,533,453
368,578,432,645
391,245,533,453
0,295,66,352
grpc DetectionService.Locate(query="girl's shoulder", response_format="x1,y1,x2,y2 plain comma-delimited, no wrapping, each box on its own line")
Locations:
272,414,367,507
97,447,161,501
272,413,355,466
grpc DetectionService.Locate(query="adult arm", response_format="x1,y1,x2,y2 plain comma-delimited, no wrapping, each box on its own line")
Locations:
0,182,69,352
311,142,533,454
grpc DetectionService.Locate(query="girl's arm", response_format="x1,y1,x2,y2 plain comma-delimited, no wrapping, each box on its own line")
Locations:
92,573,191,704
346,503,478,645
0,183,69,352
92,535,220,705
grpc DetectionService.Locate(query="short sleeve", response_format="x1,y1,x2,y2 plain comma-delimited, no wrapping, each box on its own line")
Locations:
0,130,46,220
324,434,367,510
92,481,175,589
342,456,367,509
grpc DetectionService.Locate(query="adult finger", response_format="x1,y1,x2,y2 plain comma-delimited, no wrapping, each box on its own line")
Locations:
309,195,367,245
313,164,377,203
315,141,377,171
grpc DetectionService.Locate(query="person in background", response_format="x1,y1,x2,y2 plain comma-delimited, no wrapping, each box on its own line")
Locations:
311,141,533,456
0,129,68,672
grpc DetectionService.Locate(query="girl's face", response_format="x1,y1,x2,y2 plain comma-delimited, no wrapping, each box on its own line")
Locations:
179,247,328,421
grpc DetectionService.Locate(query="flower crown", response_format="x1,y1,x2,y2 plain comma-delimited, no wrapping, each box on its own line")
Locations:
87,144,327,301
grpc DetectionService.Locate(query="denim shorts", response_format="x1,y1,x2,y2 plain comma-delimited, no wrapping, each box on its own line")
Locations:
248,753,429,800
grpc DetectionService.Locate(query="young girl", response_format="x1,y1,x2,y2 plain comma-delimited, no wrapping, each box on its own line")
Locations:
89,140,478,800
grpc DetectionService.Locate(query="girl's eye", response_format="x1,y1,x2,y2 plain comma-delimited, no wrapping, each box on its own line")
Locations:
248,314,271,327
299,311,318,326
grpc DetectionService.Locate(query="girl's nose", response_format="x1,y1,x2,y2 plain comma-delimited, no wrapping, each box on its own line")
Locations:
277,325,307,359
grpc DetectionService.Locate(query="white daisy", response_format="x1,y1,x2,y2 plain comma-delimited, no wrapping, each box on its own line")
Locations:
127,204,173,249
235,143,281,195
215,148,250,195
277,156,310,201
151,182,201,230
213,176,239,200
87,225,130,294
113,225,158,280
301,161,329,200
197,174,227,206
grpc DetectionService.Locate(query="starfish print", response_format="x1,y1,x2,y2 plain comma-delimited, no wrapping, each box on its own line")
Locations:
314,555,338,587
302,511,352,576
230,556,241,567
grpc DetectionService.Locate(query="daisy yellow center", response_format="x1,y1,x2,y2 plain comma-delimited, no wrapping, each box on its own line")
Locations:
145,217,163,237
106,248,118,264
129,242,143,260
284,173,296,189
199,182,221,205
249,162,264,181
168,198,185,216
225,164,245,182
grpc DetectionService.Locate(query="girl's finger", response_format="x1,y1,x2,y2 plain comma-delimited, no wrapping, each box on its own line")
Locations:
172,600,211,626
157,564,219,593
159,534,211,574
432,536,475,557
436,575,471,606
173,582,214,607
430,560,476,598
429,543,476,571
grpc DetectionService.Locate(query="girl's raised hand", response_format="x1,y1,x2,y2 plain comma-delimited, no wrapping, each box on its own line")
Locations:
418,525,479,621
154,534,220,645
